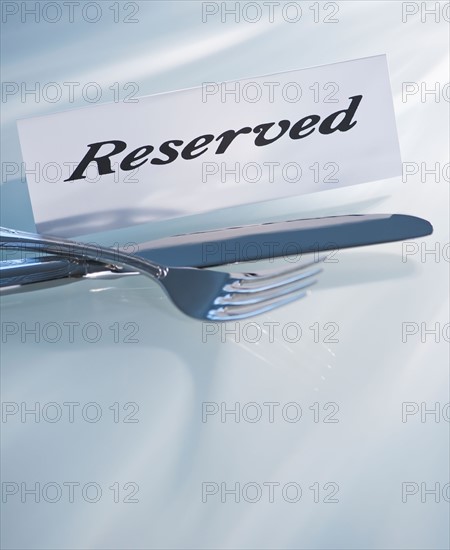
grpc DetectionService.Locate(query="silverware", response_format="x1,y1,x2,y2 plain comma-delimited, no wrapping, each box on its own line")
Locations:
0,255,139,288
129,213,434,267
0,256,109,287
0,227,322,321
0,213,433,288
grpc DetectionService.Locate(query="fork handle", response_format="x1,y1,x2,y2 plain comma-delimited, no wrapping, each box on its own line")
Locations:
0,226,165,279
0,256,89,287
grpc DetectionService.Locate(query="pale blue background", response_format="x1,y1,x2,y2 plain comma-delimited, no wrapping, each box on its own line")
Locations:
1,2,449,549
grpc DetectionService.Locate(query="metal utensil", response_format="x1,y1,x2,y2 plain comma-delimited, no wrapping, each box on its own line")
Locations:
0,213,433,288
0,227,322,321
131,213,434,267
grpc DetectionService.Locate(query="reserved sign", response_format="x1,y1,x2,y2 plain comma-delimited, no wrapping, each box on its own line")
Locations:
18,55,401,237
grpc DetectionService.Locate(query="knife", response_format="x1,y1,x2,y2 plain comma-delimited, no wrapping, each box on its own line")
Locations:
0,214,433,288
131,213,433,267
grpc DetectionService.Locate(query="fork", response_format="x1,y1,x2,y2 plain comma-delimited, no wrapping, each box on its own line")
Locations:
0,227,322,321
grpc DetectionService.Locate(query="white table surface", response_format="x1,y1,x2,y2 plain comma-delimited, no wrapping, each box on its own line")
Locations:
1,2,449,549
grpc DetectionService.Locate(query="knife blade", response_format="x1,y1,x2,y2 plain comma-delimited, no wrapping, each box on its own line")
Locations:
133,213,433,267
0,214,433,288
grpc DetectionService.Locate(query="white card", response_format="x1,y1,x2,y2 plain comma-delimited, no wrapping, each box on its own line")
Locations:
18,55,401,237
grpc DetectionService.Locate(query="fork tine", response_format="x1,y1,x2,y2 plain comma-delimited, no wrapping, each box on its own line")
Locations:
1,227,326,322
207,289,311,321
236,256,326,281
208,257,324,319
215,276,318,306
224,265,322,293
